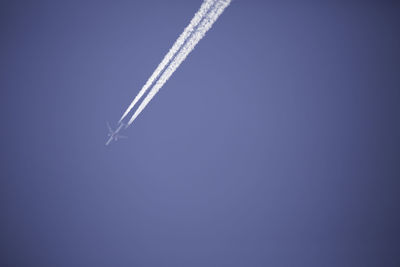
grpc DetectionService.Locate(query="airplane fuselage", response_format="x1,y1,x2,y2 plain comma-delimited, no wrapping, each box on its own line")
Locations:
105,122,125,146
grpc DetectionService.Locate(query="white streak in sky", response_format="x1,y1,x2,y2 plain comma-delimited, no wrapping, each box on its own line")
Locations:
127,0,231,126
119,0,216,123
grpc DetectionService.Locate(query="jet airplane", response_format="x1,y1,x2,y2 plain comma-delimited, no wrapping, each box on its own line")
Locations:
106,122,127,146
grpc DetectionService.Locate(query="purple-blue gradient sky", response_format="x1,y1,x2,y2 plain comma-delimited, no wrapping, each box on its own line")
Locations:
1,0,400,266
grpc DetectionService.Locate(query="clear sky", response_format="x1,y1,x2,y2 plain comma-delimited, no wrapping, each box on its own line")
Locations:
1,0,399,266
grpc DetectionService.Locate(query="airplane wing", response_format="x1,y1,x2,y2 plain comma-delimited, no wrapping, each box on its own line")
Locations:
106,122,113,133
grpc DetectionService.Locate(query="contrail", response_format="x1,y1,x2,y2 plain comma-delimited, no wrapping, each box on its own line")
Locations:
119,0,216,123
127,0,231,126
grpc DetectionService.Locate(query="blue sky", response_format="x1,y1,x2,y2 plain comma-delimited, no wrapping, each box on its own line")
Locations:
1,1,400,266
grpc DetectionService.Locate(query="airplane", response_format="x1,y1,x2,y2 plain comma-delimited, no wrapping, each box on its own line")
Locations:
106,122,127,146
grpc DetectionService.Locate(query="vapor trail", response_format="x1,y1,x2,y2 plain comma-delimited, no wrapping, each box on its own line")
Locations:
119,0,216,123
127,0,231,126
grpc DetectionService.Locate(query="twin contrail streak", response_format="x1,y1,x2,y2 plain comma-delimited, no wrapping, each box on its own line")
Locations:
119,0,217,123
126,0,231,126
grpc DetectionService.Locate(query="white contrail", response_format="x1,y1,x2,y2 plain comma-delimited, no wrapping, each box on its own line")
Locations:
127,0,231,126
119,0,216,123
